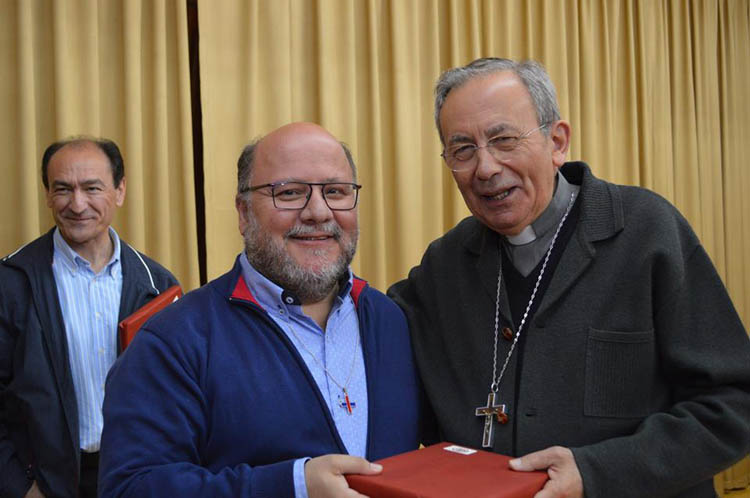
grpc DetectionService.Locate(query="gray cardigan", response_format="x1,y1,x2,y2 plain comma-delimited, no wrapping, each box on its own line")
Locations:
389,161,750,497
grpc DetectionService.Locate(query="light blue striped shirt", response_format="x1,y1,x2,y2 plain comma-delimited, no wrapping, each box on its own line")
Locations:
52,227,122,452
238,253,368,498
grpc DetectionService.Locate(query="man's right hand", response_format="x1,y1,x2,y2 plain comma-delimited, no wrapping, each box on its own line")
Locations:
305,454,382,498
24,482,46,498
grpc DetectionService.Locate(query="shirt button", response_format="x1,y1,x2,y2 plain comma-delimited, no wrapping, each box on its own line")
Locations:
95,312,102,319
285,296,294,304
502,327,514,341
279,309,285,315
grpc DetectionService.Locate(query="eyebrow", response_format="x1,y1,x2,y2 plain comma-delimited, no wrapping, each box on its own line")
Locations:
81,179,106,186
50,180,73,189
274,178,351,184
446,124,517,146
446,134,475,146
486,123,516,137
51,179,106,188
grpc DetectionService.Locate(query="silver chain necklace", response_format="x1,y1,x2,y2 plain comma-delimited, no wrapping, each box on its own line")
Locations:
287,323,360,414
475,192,576,448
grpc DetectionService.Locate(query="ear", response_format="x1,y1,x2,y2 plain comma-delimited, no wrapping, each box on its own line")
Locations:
115,177,127,207
548,120,571,168
236,195,250,236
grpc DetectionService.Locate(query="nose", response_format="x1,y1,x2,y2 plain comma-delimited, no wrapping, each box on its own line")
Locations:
474,146,503,181
300,186,333,223
69,189,87,213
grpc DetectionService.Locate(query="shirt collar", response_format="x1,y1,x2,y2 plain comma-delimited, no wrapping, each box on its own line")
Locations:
506,170,576,246
52,226,122,277
238,252,353,312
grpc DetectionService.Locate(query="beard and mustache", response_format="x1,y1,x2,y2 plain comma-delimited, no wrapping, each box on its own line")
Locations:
242,212,358,303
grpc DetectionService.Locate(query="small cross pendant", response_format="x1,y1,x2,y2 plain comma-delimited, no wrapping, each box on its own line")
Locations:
475,392,508,448
339,390,355,414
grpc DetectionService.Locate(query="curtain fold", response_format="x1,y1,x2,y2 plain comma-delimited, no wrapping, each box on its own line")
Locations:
0,0,199,289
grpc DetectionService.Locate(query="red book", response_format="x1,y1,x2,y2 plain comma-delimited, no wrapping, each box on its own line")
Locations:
345,443,548,498
118,285,182,351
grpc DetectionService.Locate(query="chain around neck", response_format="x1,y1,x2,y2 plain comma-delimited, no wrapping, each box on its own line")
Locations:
286,322,360,395
489,192,576,393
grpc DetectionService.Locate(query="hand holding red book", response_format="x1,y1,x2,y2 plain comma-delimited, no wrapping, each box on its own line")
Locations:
345,443,548,498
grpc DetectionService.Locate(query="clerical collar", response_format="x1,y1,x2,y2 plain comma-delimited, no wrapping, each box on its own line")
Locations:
505,225,536,245
502,170,580,276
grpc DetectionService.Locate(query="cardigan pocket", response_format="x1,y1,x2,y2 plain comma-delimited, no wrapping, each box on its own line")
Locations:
584,327,655,418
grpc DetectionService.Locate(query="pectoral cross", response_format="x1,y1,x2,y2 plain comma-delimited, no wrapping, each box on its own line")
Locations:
475,392,508,448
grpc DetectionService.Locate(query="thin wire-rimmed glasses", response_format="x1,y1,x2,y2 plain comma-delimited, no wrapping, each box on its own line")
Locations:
242,181,362,210
441,123,550,172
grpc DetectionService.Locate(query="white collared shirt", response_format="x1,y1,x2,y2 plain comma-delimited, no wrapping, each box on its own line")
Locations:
51,227,123,452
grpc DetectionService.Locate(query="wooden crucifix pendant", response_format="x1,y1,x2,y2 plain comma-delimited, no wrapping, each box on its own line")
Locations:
475,392,508,448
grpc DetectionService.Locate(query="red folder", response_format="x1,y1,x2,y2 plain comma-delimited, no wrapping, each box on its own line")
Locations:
118,285,182,350
345,443,548,498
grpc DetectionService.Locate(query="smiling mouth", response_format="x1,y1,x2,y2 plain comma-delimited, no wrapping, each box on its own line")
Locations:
483,188,514,201
291,235,334,241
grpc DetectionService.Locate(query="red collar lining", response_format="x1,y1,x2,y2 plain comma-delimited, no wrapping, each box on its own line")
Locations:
231,275,367,309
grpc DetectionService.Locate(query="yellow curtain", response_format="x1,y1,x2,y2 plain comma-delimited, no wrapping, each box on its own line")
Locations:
0,0,199,290
198,0,749,492
1,0,747,492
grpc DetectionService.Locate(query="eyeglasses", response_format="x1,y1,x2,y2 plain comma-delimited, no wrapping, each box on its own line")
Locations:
242,181,362,210
441,123,550,172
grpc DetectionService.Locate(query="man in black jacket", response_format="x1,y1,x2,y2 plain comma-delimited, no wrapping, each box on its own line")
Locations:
0,137,178,498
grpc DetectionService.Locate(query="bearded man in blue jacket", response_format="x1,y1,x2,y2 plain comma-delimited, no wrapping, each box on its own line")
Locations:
99,122,422,498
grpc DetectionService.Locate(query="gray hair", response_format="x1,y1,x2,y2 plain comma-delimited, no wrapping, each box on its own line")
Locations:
236,138,358,196
434,57,561,145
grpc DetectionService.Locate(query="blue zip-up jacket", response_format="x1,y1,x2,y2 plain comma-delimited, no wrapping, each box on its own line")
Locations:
99,257,421,498
0,228,178,498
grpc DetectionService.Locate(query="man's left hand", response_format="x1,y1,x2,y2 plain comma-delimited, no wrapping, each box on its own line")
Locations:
509,446,583,498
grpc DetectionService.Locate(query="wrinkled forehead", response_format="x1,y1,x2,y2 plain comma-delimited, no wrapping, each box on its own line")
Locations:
440,72,537,139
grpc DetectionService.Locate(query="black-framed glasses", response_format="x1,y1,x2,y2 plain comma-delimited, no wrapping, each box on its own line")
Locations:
242,181,362,210
441,123,550,172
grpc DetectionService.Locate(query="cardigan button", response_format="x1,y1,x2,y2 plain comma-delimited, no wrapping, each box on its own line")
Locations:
502,327,514,341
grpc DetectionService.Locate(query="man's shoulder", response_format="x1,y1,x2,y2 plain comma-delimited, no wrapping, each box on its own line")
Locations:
572,160,677,213
590,175,691,233
421,215,485,259
1,230,54,267
134,267,261,356
149,283,217,325
575,163,700,255
0,232,55,310
119,241,179,288
354,279,404,315
0,231,54,294
144,265,240,331
617,183,676,212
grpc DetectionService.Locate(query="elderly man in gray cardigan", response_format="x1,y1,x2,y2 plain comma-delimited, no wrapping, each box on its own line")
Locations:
389,57,750,498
